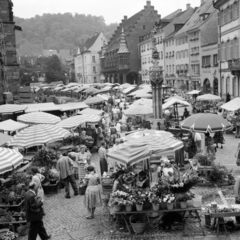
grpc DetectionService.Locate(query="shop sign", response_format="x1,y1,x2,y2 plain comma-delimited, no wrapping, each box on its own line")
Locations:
152,51,160,60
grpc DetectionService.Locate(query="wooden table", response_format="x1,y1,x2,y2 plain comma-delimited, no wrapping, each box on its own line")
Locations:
114,207,203,235
0,200,24,212
0,220,27,232
210,211,240,236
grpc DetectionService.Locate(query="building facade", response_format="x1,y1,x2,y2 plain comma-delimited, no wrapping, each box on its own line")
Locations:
201,43,219,94
214,0,240,99
0,0,19,103
101,1,160,85
74,32,106,84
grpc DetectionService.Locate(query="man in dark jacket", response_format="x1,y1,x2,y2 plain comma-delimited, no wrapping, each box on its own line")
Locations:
25,182,51,240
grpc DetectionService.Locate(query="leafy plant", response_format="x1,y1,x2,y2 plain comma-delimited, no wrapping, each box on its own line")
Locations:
32,148,57,168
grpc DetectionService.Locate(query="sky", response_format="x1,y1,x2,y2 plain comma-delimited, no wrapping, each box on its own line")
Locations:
13,0,200,25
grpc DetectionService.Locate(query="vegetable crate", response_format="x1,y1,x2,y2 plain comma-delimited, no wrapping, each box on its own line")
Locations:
101,177,114,195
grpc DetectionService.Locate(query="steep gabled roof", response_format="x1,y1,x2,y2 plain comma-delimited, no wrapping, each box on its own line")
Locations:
78,33,101,54
106,10,144,52
163,9,183,20
175,0,213,37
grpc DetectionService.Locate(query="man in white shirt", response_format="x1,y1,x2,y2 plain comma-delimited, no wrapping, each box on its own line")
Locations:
194,132,202,152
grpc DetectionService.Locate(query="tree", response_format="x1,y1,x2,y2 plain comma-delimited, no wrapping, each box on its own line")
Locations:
44,55,67,83
19,62,39,86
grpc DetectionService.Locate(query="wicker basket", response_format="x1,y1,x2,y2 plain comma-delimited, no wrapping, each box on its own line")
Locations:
130,214,148,234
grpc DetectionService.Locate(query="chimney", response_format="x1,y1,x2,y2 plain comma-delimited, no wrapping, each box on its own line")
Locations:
124,15,128,20
201,0,205,5
186,3,191,10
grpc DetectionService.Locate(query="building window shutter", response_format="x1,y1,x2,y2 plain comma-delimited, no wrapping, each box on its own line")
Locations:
218,43,221,61
230,39,234,59
229,5,233,21
236,38,239,59
225,42,228,60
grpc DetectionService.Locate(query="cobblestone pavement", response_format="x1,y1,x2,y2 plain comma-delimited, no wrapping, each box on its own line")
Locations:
20,132,240,240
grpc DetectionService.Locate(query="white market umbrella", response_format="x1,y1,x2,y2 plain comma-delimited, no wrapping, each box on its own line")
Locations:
0,147,23,174
164,95,185,102
132,98,152,106
84,96,105,105
79,108,103,116
162,99,190,110
8,124,70,148
187,90,201,95
0,104,27,114
125,129,173,139
0,119,28,132
124,104,153,116
17,112,61,125
220,97,240,112
56,114,102,129
197,94,221,101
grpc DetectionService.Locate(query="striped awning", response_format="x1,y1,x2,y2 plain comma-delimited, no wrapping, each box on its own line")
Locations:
8,124,70,148
17,112,61,125
56,114,102,129
107,142,151,165
126,135,183,156
0,104,27,114
0,147,23,174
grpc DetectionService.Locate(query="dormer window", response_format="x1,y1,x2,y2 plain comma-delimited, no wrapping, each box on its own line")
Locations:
200,13,210,21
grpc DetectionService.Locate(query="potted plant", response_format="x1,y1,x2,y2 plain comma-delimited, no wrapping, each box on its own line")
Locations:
163,193,175,210
148,192,161,211
110,190,129,212
125,194,135,212
8,191,16,206
48,168,60,184
133,191,148,212
176,193,192,209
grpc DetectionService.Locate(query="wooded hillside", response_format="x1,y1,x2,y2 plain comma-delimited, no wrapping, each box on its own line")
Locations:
14,13,118,49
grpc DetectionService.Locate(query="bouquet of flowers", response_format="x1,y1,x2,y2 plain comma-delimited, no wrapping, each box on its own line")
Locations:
48,168,60,181
132,190,148,205
162,193,175,204
148,192,161,205
125,194,136,206
110,190,129,206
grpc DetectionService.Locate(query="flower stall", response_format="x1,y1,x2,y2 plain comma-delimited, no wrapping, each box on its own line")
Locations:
109,167,205,234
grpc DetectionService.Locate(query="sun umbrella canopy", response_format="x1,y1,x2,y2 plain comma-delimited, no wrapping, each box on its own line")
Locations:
124,104,153,116
17,112,61,125
125,130,173,140
0,147,23,174
125,135,183,156
107,142,151,165
123,86,137,94
58,102,88,112
220,97,240,112
197,94,221,101
0,104,27,114
84,96,105,105
83,87,98,94
0,119,28,132
0,133,12,146
79,108,103,116
180,113,232,133
132,98,152,106
25,103,60,113
8,124,70,148
162,99,190,110
56,114,102,129
164,95,185,102
134,92,152,98
187,90,201,95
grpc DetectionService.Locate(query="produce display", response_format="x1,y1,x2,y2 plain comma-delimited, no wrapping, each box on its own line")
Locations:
0,208,26,223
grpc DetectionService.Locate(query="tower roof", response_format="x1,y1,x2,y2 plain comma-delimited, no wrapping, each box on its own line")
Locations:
117,29,130,54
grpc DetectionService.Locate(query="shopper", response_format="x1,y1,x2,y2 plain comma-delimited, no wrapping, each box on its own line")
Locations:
31,167,45,200
56,151,78,198
25,182,51,240
84,166,102,219
98,142,108,175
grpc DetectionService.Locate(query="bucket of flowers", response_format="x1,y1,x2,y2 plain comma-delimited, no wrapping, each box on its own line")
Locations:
132,190,148,212
162,193,175,210
175,192,193,209
125,194,136,212
110,190,129,212
48,168,60,184
148,191,161,211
